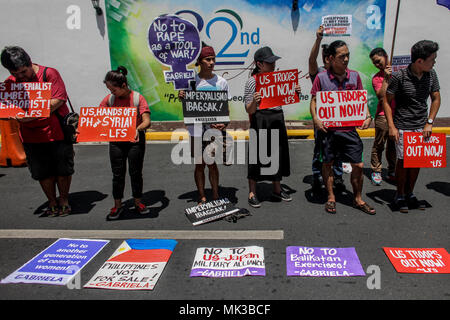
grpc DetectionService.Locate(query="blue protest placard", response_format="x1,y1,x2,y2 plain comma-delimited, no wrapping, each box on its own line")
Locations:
1,238,109,286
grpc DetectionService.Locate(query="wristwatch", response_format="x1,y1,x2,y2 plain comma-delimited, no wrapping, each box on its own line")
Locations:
427,118,434,125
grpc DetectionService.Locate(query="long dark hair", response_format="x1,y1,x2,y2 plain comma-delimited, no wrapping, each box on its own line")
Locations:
104,66,128,87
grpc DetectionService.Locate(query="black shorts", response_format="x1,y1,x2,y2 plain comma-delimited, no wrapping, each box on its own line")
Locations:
23,141,75,181
318,129,363,164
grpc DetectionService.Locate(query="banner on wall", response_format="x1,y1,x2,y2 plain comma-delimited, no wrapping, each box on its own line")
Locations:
104,0,386,122
84,239,177,290
77,107,137,142
190,246,265,277
403,132,447,168
286,246,365,277
0,82,51,118
1,239,109,285
383,248,450,274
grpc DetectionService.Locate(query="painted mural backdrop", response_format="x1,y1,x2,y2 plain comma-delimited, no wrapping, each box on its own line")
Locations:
105,0,386,121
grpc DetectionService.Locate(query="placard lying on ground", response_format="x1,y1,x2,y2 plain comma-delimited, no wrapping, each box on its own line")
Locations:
84,239,177,290
77,107,137,142
316,90,367,127
403,132,446,168
286,246,365,277
322,15,352,36
190,246,265,277
182,90,229,124
184,198,239,226
0,82,51,118
1,238,109,285
383,248,450,274
255,69,299,109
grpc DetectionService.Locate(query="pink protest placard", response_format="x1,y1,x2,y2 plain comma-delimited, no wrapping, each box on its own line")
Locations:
316,90,367,127
403,132,446,168
383,248,450,274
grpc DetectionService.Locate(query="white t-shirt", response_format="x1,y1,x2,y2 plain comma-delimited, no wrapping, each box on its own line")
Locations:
186,73,230,137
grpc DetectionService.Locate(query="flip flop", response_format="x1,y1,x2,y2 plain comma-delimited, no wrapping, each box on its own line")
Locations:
325,201,336,214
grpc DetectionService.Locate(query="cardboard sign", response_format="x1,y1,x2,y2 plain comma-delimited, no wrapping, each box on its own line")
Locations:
0,82,51,118
383,248,450,274
322,15,352,36
1,239,109,286
84,239,177,290
184,198,239,226
148,15,201,90
316,90,367,127
77,107,137,142
182,90,230,124
392,55,411,72
190,246,265,277
286,247,365,277
403,132,446,168
255,69,299,109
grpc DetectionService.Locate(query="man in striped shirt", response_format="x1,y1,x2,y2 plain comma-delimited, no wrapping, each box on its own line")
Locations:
384,40,441,213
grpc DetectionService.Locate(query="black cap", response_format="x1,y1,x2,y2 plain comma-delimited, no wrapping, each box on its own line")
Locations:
254,46,281,63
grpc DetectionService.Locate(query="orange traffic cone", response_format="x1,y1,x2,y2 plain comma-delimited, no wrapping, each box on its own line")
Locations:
0,119,27,167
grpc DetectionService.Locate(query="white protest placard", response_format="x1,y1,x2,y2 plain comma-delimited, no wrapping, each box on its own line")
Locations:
322,15,352,36
316,90,367,127
190,246,265,277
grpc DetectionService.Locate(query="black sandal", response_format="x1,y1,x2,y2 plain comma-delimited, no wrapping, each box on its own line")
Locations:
325,201,336,214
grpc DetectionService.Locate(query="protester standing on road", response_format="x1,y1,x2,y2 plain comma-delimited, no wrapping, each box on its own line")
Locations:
384,40,441,213
308,25,344,193
1,46,74,217
369,48,396,186
100,66,151,220
310,40,375,215
244,46,301,208
178,45,229,205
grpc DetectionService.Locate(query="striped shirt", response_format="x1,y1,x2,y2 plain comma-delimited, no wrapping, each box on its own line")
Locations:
387,65,440,130
244,76,282,111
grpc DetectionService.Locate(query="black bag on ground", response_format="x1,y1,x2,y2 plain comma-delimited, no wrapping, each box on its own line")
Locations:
43,67,79,144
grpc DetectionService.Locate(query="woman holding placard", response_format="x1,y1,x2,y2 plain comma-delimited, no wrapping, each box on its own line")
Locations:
244,46,301,208
100,66,151,220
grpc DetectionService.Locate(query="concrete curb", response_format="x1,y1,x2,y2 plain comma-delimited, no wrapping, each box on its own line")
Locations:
147,127,450,141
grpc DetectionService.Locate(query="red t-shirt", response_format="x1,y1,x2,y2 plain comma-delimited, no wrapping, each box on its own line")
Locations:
372,70,395,116
5,64,69,143
99,91,150,127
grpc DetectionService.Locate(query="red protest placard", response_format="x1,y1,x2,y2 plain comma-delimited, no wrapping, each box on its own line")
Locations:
0,82,51,118
255,69,299,109
77,107,137,142
383,248,450,274
403,132,446,168
316,90,367,127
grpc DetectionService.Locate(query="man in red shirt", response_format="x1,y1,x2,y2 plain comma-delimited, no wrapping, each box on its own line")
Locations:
1,46,74,217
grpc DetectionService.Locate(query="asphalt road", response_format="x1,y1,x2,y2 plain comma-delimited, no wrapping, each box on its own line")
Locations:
0,138,449,303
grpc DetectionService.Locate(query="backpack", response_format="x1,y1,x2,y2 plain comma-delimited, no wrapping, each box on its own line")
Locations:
43,67,79,144
107,91,140,108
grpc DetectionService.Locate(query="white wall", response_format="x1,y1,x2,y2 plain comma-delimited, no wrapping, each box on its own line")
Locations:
1,0,448,116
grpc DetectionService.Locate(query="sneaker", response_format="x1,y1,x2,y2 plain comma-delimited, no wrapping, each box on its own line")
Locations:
371,172,382,186
59,205,71,217
395,196,408,213
108,206,124,220
248,195,261,208
135,202,149,215
407,194,425,210
272,190,292,202
334,175,345,192
342,162,352,174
